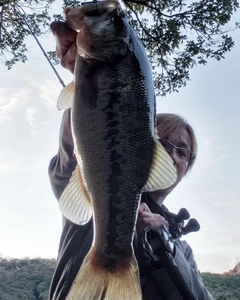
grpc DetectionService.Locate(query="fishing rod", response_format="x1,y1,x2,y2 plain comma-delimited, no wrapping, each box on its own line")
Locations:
15,4,65,88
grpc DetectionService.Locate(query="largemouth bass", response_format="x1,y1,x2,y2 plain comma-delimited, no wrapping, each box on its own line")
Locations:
56,1,177,299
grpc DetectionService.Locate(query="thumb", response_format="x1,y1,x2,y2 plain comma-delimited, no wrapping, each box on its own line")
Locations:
139,202,151,213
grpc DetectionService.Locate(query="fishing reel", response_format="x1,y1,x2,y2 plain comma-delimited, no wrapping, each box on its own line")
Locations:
164,208,201,239
142,208,200,266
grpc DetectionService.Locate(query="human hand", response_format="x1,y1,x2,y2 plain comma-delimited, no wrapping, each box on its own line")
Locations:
50,21,77,74
136,202,169,235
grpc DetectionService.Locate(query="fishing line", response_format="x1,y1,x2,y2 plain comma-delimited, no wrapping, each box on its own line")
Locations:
15,4,65,88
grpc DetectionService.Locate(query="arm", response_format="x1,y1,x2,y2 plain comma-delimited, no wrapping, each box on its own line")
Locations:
48,21,78,200
174,240,214,300
48,109,77,200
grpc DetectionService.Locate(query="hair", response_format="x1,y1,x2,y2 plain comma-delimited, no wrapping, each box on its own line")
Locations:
156,113,198,172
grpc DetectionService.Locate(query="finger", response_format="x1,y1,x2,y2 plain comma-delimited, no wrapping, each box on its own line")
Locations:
50,21,75,37
51,21,77,43
50,21,64,35
50,21,77,59
60,45,77,73
139,202,151,213
136,211,169,234
141,213,169,226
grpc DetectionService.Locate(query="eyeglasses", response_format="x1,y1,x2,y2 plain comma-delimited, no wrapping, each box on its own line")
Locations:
159,139,196,162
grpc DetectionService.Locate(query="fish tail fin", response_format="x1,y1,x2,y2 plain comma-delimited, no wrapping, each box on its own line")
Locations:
105,258,142,300
66,250,142,300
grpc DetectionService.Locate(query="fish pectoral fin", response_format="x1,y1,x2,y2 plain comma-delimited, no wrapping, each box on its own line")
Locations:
59,166,93,225
57,81,75,110
66,251,142,300
144,140,177,191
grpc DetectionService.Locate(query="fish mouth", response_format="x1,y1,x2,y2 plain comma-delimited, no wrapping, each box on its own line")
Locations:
81,0,120,16
65,1,122,33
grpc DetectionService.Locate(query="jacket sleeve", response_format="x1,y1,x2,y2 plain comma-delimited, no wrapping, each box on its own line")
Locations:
48,109,77,201
174,239,214,300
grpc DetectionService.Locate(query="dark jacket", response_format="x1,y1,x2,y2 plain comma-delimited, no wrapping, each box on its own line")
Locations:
48,109,213,300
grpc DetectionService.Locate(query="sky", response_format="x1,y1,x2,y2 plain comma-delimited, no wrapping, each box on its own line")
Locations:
0,0,240,274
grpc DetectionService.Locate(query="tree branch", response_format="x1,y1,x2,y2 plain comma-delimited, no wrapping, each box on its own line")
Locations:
123,0,195,19
0,4,4,42
15,4,65,88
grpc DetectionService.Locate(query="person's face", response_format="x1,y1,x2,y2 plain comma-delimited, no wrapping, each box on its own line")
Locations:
149,126,193,204
158,126,192,197
166,126,192,183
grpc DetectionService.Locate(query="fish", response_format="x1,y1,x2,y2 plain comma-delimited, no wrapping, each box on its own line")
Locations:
56,1,177,299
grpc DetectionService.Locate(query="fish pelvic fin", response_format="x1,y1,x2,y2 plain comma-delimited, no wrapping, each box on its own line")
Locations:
144,139,177,191
57,81,75,110
66,250,142,300
59,166,93,225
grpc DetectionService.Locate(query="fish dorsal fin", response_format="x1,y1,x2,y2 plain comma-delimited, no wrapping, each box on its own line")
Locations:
57,81,75,110
59,165,93,225
144,139,177,191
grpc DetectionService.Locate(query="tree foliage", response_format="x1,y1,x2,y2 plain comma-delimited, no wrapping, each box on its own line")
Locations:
0,257,240,300
0,256,56,300
0,0,54,69
123,0,240,95
0,0,239,95
201,272,240,300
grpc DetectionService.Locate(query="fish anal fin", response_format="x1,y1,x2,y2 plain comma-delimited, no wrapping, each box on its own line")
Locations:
57,81,75,110
66,250,142,300
59,166,92,225
144,140,177,191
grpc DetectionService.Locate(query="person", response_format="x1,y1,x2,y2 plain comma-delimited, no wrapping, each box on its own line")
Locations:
48,20,213,300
